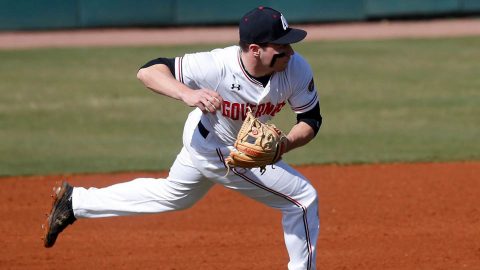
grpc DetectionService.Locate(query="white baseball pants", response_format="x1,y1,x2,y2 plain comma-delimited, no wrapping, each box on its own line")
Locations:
72,146,319,270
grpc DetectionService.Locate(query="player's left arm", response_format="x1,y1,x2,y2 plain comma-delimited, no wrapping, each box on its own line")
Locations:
284,102,322,153
284,54,322,153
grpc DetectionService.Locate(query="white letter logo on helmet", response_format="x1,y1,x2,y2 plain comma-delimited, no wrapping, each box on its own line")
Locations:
280,14,289,30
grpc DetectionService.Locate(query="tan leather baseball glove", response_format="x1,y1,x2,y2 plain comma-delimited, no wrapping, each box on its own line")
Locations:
225,109,288,174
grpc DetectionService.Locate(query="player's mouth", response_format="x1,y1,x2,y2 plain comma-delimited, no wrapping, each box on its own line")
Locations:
270,52,288,67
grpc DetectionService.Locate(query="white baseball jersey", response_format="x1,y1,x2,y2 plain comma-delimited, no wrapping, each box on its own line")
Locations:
175,45,318,147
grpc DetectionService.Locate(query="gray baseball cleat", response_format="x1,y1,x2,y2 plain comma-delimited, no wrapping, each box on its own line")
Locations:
43,181,76,248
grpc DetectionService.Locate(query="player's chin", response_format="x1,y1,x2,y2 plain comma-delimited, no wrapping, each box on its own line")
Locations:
275,62,289,72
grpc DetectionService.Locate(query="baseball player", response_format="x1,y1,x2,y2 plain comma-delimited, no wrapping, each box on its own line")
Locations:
43,6,322,270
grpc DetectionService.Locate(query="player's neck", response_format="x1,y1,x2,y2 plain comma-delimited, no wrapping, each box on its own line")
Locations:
240,52,273,78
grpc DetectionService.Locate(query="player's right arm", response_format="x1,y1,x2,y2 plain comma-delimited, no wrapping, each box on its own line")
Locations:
137,58,222,113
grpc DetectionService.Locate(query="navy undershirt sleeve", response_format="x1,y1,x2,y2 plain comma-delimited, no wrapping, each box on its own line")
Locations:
140,57,176,75
296,102,322,136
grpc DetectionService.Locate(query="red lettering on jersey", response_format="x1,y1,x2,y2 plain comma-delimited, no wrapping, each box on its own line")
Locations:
231,103,240,120
222,101,231,117
255,104,265,117
271,102,286,116
240,103,246,120
241,104,256,120
221,101,286,120
264,102,275,115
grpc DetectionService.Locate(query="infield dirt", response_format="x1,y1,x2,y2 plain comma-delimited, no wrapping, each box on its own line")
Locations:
1,162,479,269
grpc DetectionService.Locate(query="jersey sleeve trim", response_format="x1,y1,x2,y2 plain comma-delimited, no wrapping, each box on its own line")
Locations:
291,92,318,113
175,56,184,83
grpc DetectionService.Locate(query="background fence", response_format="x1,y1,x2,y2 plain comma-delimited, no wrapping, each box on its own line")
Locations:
1,0,480,31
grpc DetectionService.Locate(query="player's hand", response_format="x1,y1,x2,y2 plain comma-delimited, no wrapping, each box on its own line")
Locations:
181,88,223,113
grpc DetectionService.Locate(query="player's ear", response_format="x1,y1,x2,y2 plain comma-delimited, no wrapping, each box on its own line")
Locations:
249,44,261,57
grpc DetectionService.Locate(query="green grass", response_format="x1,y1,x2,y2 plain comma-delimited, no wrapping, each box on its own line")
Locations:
1,37,479,176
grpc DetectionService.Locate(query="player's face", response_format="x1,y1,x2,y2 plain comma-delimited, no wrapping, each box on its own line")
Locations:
260,44,294,72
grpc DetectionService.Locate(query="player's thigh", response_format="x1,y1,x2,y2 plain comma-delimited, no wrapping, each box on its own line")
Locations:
165,147,215,208
225,162,317,210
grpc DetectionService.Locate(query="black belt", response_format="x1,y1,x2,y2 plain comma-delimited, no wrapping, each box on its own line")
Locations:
197,121,209,139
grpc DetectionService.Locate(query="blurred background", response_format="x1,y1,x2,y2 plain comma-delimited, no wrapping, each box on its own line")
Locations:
1,0,480,31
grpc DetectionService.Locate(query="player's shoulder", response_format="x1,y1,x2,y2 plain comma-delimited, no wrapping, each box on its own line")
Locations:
210,45,239,63
283,52,314,90
189,45,237,59
212,45,239,54
186,45,237,67
285,53,313,79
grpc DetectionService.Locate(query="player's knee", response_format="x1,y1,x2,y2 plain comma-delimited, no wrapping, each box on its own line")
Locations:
304,183,318,208
169,192,208,211
173,199,196,211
